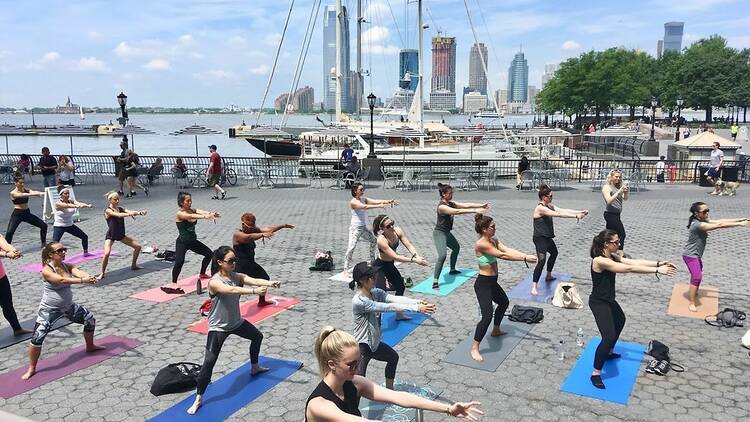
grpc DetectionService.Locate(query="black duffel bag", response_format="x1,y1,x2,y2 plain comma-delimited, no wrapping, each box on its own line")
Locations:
507,305,544,324
150,362,202,396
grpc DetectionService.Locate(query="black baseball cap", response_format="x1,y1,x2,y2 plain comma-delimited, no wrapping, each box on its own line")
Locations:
208,144,217,151
352,261,378,283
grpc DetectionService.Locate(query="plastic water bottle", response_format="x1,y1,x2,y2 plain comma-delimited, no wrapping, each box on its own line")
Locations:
557,339,565,360
576,328,584,347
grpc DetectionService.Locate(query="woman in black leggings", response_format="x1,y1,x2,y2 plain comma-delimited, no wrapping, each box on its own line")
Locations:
601,170,628,253
531,184,588,296
0,234,30,336
6,175,46,246
187,246,281,415
588,229,675,389
471,215,536,362
164,192,220,295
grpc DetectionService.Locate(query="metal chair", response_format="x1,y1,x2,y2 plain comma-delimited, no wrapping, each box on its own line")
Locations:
394,169,415,191
455,170,478,191
480,169,498,191
382,169,399,189
300,168,323,188
82,164,105,185
415,169,434,191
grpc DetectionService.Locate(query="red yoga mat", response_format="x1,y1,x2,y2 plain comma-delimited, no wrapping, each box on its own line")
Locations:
21,250,118,273
0,335,142,398
130,273,210,303
187,295,300,334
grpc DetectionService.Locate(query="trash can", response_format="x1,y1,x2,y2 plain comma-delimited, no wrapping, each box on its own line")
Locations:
698,165,738,186
698,166,711,187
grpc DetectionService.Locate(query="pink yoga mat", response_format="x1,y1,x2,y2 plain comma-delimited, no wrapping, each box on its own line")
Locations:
21,250,118,273
130,273,210,303
188,295,301,334
0,335,142,398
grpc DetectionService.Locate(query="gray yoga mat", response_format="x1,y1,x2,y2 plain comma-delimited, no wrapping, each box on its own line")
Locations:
442,320,534,372
96,260,173,287
359,382,441,421
0,317,71,350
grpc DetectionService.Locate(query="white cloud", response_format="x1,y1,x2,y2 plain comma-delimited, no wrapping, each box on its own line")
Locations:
193,69,235,80
143,58,171,71
264,33,282,47
561,40,582,51
249,64,269,75
76,57,109,72
179,34,194,44
114,41,144,57
363,26,390,44
40,51,61,63
187,52,205,59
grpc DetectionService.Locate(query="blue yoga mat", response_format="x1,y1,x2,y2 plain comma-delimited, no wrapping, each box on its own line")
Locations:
410,268,477,296
150,356,303,422
507,272,572,304
560,337,646,405
380,312,429,347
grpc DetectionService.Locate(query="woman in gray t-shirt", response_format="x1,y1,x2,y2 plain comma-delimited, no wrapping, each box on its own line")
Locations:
682,202,749,311
187,246,281,415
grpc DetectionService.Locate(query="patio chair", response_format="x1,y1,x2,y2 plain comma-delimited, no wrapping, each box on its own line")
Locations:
415,169,434,191
330,169,347,190
299,168,323,188
394,169,415,191
455,170,478,191
381,169,399,189
82,164,105,185
480,168,498,191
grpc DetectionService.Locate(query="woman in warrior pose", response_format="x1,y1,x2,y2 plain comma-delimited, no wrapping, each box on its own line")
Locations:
52,186,92,255
97,191,147,279
6,175,47,246
344,182,397,273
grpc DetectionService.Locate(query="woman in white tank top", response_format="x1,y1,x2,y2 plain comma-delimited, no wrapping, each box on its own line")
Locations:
343,183,397,273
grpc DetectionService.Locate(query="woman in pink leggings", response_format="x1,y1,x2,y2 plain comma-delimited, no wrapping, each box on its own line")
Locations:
682,202,750,311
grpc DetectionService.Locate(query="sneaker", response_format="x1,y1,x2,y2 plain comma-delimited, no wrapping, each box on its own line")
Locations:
117,190,124,195
404,277,413,288
221,191,226,200
448,269,461,275
211,196,218,200
432,282,440,290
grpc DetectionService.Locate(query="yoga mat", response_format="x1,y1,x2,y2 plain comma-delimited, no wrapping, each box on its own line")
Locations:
507,271,572,303
560,337,646,405
442,320,534,372
380,312,429,347
21,249,118,273
0,317,71,350
360,382,441,421
0,410,34,422
187,296,300,334
96,260,173,287
666,283,719,319
149,356,303,422
130,274,210,303
410,268,477,296
0,335,142,398
328,262,403,282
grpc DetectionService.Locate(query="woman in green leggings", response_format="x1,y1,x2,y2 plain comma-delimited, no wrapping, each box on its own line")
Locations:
432,183,488,289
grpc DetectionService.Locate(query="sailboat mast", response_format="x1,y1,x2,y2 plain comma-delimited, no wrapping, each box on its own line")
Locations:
418,0,425,148
335,0,343,122
356,0,363,116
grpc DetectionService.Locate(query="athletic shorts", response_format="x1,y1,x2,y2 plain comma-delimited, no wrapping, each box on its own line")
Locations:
208,174,221,187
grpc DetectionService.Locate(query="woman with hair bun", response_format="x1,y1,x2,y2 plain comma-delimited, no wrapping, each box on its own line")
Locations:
471,214,537,362
344,182,397,274
305,325,484,421
97,191,147,279
588,229,676,389
432,183,488,290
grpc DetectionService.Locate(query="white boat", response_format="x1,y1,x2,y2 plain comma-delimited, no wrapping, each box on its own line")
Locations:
473,111,503,119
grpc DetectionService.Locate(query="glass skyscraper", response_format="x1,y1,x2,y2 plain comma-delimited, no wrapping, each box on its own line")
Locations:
507,50,528,103
663,22,684,53
323,5,353,113
399,49,418,91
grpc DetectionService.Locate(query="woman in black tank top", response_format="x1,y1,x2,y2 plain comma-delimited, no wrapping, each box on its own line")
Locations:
97,191,148,279
6,176,47,246
306,326,483,421
588,230,676,389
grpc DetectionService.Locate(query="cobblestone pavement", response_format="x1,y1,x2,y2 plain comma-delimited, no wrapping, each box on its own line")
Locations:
0,178,748,422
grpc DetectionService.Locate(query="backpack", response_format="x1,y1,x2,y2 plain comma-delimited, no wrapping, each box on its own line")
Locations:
150,362,202,396
155,250,176,262
645,340,685,375
507,305,544,324
309,250,334,271
551,282,584,309
705,308,746,328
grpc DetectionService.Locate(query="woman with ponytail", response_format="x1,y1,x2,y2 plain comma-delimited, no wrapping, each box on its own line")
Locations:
682,202,749,311
97,191,147,279
306,326,484,421
344,183,397,274
471,215,537,362
588,230,676,390
187,246,281,415
372,214,429,320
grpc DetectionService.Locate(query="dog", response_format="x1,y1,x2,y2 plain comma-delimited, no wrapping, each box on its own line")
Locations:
715,179,740,196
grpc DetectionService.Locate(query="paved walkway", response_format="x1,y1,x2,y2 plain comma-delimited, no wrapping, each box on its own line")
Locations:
0,179,748,421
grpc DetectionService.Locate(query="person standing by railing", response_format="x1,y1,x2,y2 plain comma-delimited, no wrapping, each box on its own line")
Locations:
601,170,628,253
38,147,58,188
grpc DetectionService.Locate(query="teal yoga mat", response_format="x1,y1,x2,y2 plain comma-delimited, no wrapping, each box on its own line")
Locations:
380,312,429,347
560,337,646,405
410,268,477,296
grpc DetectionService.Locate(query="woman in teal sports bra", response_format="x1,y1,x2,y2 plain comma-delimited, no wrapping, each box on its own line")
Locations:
471,215,537,362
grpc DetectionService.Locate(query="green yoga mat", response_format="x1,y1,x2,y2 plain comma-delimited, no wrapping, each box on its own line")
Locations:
410,268,477,296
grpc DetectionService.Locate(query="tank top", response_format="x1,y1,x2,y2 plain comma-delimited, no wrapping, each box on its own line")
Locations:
105,207,126,240
305,380,361,419
350,198,368,227
605,185,623,213
53,204,76,227
11,189,29,205
40,263,74,311
434,200,455,232
590,261,617,302
176,219,197,242
207,272,243,332
533,203,555,238
233,238,257,271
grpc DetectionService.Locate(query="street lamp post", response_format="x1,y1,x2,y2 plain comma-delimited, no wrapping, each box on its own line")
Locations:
649,97,657,141
674,97,683,143
116,92,129,127
367,93,376,158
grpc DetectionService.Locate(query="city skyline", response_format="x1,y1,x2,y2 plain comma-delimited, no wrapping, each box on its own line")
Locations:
1,1,749,108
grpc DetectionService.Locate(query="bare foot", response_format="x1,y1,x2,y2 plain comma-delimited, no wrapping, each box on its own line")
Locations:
470,348,484,362
131,265,143,271
96,273,105,280
86,345,107,353
187,396,203,415
13,328,32,336
530,286,539,295
21,367,36,380
688,303,698,312
251,365,270,376
490,328,507,337
395,312,412,321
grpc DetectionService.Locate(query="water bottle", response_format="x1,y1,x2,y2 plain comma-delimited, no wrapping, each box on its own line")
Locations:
557,339,565,360
576,328,584,347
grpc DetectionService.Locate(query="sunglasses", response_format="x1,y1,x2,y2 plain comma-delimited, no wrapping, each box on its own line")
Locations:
221,257,236,264
53,248,68,254
606,240,620,245
343,359,359,371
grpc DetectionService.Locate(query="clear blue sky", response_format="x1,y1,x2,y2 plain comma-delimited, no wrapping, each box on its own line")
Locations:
1,0,748,108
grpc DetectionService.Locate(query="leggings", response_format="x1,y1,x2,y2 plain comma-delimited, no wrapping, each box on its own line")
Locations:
344,225,378,270
172,238,212,283
357,342,399,380
374,258,405,296
589,299,626,370
532,236,558,283
53,225,88,251
196,321,263,395
6,208,47,244
603,212,626,250
0,275,22,331
433,229,460,279
31,303,95,346
473,274,510,342
682,255,703,287
237,260,270,280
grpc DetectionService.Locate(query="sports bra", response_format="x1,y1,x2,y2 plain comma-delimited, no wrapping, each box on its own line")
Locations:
477,254,497,266
11,189,30,205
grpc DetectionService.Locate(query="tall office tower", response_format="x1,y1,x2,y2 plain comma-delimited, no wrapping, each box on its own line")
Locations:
507,50,528,103
495,89,508,106
663,22,684,53
399,49,419,90
323,5,352,112
469,43,488,95
656,40,664,59
430,36,457,110
541,63,558,88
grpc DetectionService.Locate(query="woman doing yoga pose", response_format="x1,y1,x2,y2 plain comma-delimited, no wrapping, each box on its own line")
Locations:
0,234,29,336
52,186,92,255
6,176,47,246
97,191,147,279
344,183,397,273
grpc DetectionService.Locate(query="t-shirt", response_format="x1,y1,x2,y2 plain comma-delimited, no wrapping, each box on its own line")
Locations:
709,149,724,168
209,152,222,175
351,288,419,350
683,220,707,258
655,161,665,174
207,272,243,332
341,148,354,162
40,263,73,310
39,155,58,176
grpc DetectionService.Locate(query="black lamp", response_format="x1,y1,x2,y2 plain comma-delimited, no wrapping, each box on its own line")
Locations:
649,97,657,141
367,93,376,158
116,92,129,127
675,97,683,143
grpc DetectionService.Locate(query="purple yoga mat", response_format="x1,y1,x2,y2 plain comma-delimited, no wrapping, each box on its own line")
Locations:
21,250,118,273
0,335,142,398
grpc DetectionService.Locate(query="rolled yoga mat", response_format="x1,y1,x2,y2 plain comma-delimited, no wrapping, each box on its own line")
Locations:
666,283,719,319
187,296,300,334
21,250,117,273
442,320,534,372
0,317,71,350
507,271,572,304
410,268,478,296
96,260,174,287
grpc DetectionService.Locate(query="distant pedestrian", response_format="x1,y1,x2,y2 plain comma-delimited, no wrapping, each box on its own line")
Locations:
516,156,530,190
656,156,666,183
124,150,148,198
341,143,354,163
38,147,58,188
57,155,75,186
115,137,129,195
207,145,226,200
601,170,628,253
707,142,724,195
731,123,738,141
683,127,691,139
17,154,31,175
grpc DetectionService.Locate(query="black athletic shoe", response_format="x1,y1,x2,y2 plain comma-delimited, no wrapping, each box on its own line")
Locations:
590,375,606,389
448,269,461,275
144,187,149,197
117,190,124,195
606,353,621,360
221,191,226,200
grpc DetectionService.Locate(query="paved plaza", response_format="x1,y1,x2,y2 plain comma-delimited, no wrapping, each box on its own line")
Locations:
0,178,748,421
